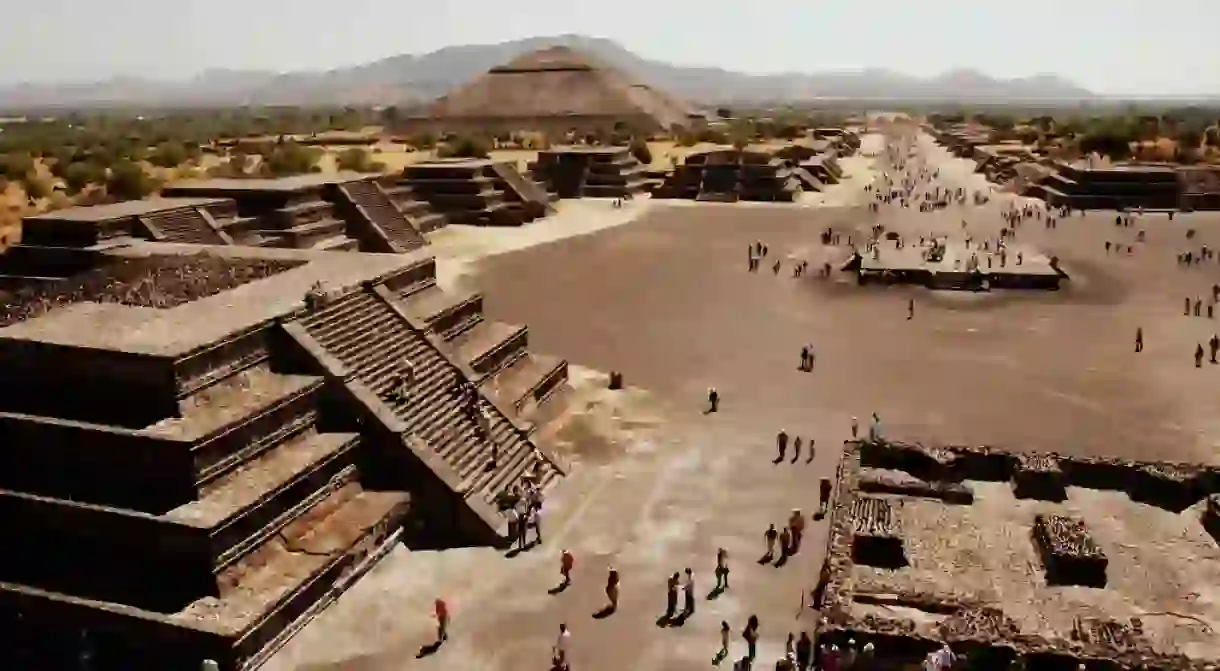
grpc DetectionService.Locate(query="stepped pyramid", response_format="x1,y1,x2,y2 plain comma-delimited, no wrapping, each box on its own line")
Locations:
404,46,695,136
0,221,572,667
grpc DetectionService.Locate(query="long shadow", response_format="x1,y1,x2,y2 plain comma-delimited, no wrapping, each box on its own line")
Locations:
706,585,726,601
757,552,774,565
416,642,441,659
712,649,729,666
505,540,539,559
593,605,616,619
773,454,785,464
548,581,570,596
774,553,790,568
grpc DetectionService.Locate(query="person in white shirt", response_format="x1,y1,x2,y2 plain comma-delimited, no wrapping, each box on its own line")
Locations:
553,623,571,670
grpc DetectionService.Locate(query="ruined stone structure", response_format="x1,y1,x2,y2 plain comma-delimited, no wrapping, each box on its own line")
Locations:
812,128,861,156
0,186,572,669
773,143,847,190
653,149,802,202
398,159,555,226
529,146,649,198
400,46,697,137
1036,161,1183,211
160,173,437,253
815,438,1220,670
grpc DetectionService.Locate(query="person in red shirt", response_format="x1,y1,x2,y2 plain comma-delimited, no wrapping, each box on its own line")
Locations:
560,549,574,588
434,598,449,644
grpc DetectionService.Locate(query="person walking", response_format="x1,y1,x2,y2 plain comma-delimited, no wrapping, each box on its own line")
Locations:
683,568,696,617
559,549,574,588
715,547,730,591
434,598,450,644
605,566,620,613
552,623,571,671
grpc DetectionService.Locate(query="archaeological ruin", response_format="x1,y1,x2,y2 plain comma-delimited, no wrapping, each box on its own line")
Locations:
0,178,574,669
816,438,1220,670
399,45,699,137
652,148,804,202
529,146,650,199
399,159,556,226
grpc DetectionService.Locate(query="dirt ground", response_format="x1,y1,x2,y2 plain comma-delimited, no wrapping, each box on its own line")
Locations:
263,132,1220,671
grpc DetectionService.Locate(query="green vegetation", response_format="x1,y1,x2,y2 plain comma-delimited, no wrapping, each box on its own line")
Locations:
335,147,386,172
437,135,491,159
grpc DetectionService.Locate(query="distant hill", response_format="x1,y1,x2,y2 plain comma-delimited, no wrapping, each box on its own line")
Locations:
0,35,1097,109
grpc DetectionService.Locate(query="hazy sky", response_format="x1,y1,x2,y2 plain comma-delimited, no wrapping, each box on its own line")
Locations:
4,0,1217,95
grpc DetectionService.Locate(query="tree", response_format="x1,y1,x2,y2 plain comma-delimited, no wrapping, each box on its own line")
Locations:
106,161,157,200
336,147,385,172
437,135,490,159
715,107,733,119
0,153,35,181
261,143,321,176
629,139,652,165
21,175,51,200
149,141,189,168
64,161,104,194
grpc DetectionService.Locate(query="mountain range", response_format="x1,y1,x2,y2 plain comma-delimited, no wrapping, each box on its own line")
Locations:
0,35,1096,110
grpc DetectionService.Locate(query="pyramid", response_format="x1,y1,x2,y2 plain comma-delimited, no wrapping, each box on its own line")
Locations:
406,46,694,136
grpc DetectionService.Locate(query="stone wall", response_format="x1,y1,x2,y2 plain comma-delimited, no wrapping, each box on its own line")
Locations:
814,439,1220,670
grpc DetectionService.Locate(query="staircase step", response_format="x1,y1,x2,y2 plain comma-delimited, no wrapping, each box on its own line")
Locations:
450,320,527,372
312,235,359,252
482,353,564,410
165,431,357,530
143,365,320,442
173,483,407,634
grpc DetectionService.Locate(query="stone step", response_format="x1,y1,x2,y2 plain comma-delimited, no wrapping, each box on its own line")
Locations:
482,353,566,412
450,320,528,376
311,235,359,252
173,482,408,667
165,430,360,570
399,284,485,337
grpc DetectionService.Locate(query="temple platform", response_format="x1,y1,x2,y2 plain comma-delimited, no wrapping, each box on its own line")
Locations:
856,240,1064,291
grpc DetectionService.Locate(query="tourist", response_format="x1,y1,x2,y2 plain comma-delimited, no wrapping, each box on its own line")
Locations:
506,506,520,550
790,509,806,552
819,478,832,514
529,504,543,546
1196,298,1203,317
719,621,732,663
792,436,802,463
765,523,778,559
908,298,914,320
434,598,450,644
859,642,875,670
796,632,813,670
778,526,792,560
1186,297,1192,316
560,549,574,588
869,413,881,442
605,566,620,612
800,347,810,371
743,615,760,663
553,623,571,670
683,567,696,616
776,429,789,461
850,416,859,439
807,439,816,464
1135,328,1143,353
665,572,679,621
842,640,857,668
715,547,730,590
786,633,796,660
1211,334,1219,364
708,388,719,413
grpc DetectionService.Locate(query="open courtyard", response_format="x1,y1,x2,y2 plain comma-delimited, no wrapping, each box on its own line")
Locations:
261,133,1220,670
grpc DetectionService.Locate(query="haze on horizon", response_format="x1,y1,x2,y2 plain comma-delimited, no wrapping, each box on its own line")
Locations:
4,0,1217,97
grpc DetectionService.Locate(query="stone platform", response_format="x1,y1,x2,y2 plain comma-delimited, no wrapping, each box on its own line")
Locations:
0,240,572,670
856,240,1063,290
816,439,1220,670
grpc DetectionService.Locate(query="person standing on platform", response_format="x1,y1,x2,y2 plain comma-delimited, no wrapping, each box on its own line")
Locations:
434,598,450,645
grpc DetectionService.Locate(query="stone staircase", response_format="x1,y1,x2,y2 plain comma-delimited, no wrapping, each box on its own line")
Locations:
141,207,228,245
293,284,564,532
336,180,428,253
391,265,570,427
0,330,407,670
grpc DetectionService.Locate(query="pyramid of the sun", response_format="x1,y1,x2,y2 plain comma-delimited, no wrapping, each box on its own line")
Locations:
404,46,695,136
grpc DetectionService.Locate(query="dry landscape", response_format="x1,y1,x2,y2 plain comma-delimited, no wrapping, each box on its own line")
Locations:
247,131,1220,671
